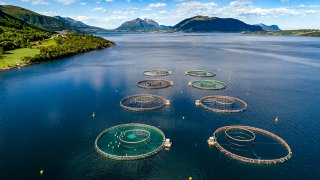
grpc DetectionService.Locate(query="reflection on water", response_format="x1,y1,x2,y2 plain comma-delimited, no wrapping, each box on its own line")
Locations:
0,33,320,180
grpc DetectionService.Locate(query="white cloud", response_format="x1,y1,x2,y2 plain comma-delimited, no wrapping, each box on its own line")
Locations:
92,7,108,13
21,0,49,5
80,2,86,5
148,3,166,8
56,0,76,5
105,0,113,2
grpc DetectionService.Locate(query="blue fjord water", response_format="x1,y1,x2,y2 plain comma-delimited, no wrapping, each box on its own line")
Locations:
0,33,320,180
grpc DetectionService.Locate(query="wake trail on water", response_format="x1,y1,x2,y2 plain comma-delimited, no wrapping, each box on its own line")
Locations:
223,48,320,68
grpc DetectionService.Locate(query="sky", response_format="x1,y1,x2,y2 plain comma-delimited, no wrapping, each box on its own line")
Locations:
1,0,320,30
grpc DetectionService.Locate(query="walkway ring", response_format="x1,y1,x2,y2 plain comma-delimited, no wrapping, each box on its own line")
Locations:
212,125,292,164
190,80,226,90
198,96,248,113
119,129,151,144
225,127,256,142
143,69,171,77
120,94,167,112
185,70,216,77
95,123,166,160
137,79,172,89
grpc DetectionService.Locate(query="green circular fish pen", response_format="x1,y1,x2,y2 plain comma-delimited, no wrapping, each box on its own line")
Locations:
190,80,226,90
185,70,216,77
210,125,292,164
95,123,166,160
120,94,168,112
137,79,173,89
197,96,247,113
143,69,172,77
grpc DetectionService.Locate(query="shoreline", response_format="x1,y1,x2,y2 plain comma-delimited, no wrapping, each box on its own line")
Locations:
0,43,116,71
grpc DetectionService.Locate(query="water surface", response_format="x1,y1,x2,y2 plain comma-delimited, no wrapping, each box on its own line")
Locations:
1,33,320,180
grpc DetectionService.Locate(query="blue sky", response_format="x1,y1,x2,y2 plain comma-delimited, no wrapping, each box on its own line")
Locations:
2,0,320,29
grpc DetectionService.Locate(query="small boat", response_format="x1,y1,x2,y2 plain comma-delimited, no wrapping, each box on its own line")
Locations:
207,136,216,146
164,138,172,149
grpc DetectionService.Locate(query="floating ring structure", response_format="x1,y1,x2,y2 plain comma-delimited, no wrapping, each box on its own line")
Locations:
137,79,173,89
95,123,166,160
190,80,226,90
185,70,216,77
143,69,172,77
212,125,292,164
120,94,167,112
197,96,247,113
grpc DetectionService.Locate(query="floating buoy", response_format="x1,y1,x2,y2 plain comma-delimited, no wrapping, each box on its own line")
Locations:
275,116,279,123
165,100,171,106
40,170,44,176
182,116,185,119
92,112,96,118
189,177,192,180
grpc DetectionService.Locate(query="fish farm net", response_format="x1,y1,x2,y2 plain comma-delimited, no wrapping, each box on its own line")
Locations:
190,80,226,90
120,94,167,111
212,126,292,164
198,96,248,113
143,69,171,77
95,123,165,160
185,70,216,77
137,79,173,89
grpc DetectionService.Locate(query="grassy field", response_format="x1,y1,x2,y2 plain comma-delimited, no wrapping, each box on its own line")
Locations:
0,48,40,69
0,39,56,70
39,39,57,47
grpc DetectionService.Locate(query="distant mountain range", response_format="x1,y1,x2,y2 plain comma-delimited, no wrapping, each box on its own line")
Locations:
0,5,107,33
256,23,281,31
54,16,108,33
173,16,263,32
0,5,281,33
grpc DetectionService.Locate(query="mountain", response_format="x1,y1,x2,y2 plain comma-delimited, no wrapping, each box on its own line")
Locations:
173,16,263,32
116,18,161,31
256,23,281,31
54,16,108,33
0,5,71,32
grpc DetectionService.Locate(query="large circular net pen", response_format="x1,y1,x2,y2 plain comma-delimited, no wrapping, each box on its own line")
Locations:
143,69,172,77
189,80,226,90
210,125,292,165
197,96,248,113
185,70,216,77
95,123,166,160
137,79,173,89
120,94,168,112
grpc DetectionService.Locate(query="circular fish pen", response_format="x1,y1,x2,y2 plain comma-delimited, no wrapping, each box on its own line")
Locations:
137,79,173,89
197,96,248,113
185,70,216,77
189,80,226,90
143,69,172,77
95,123,166,160
120,94,168,112
211,125,292,164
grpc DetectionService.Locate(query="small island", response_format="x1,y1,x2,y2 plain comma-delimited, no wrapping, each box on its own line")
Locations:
0,10,114,70
243,29,320,37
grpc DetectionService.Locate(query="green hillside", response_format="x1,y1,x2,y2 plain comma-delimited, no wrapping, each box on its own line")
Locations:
0,5,72,31
0,10,53,50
